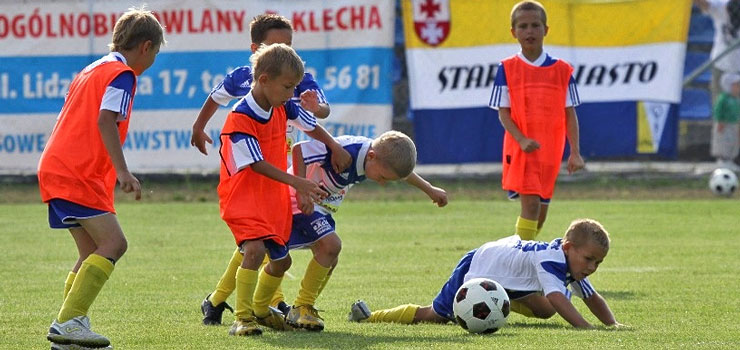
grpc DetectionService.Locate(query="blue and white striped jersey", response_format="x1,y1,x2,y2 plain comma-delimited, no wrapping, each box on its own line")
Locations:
465,235,596,300
488,52,580,110
210,65,328,107
95,52,135,122
289,135,372,215
227,92,317,171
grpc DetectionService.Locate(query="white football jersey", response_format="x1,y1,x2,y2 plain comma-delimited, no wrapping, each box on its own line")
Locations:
465,235,595,299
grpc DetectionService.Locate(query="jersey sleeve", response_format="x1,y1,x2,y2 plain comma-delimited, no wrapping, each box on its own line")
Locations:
297,138,330,165
566,76,581,107
100,71,135,121
285,101,318,132
534,247,570,297
488,64,509,109
297,72,329,104
210,66,253,106
229,132,263,171
568,278,596,299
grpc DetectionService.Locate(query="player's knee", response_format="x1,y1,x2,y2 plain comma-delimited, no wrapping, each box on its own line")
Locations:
318,233,342,260
269,255,292,275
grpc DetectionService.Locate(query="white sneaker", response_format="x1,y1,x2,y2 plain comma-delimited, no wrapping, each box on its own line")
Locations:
347,300,371,322
47,316,110,348
51,343,113,350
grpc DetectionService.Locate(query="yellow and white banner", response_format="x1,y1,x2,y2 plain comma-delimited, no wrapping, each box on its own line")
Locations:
402,0,691,108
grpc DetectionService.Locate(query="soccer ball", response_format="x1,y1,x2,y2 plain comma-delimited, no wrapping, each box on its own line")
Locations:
452,278,510,334
709,168,738,197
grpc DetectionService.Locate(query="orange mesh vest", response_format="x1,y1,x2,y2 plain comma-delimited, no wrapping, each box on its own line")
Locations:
501,55,572,199
37,59,135,212
218,107,291,246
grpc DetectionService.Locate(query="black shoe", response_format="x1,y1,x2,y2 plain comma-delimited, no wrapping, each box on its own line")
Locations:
276,301,291,315
201,293,234,325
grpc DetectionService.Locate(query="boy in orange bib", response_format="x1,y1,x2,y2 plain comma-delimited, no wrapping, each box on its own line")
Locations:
488,1,585,240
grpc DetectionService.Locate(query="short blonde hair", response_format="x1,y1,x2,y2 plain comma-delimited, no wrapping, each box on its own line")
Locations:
250,43,304,83
563,219,610,251
109,6,166,52
371,131,417,178
511,1,547,27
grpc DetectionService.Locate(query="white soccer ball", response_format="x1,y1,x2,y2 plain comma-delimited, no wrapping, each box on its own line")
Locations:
452,278,510,334
709,168,738,197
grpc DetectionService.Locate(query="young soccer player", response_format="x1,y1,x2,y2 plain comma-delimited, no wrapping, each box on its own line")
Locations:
488,1,585,240
710,72,740,170
214,43,350,336
191,14,331,161
266,131,448,331
37,7,165,349
349,219,625,329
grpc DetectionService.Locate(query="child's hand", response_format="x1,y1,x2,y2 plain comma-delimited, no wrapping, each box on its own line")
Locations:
294,178,328,203
191,128,213,155
605,322,630,330
300,90,320,114
567,153,585,174
330,146,352,174
428,186,448,207
296,193,315,215
519,138,540,153
117,170,141,200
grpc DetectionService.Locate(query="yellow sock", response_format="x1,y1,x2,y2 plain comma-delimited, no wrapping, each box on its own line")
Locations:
209,248,242,306
367,304,419,324
57,254,114,323
316,270,333,296
234,267,259,320
270,285,285,308
516,216,539,240
253,268,283,317
293,258,330,307
510,300,536,317
63,271,77,300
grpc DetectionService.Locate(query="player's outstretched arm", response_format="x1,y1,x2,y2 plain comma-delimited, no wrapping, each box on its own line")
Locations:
583,292,622,327
498,107,539,153
304,124,351,173
546,292,593,329
291,144,315,215
299,90,330,119
251,160,327,203
404,172,448,207
191,97,220,155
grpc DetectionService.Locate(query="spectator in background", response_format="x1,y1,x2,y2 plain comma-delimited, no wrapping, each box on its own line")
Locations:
711,73,740,170
695,0,740,103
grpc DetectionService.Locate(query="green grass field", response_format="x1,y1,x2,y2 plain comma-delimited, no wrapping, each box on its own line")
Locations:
2,192,740,349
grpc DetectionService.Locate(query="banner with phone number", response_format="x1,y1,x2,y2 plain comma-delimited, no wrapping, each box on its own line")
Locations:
402,0,690,164
0,0,393,174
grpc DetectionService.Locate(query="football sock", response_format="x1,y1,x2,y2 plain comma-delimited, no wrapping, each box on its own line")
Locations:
57,254,114,323
367,304,420,324
293,258,330,307
316,269,333,296
516,216,539,240
63,271,77,300
209,247,242,306
234,267,259,320
252,268,283,317
270,285,285,308
510,300,536,318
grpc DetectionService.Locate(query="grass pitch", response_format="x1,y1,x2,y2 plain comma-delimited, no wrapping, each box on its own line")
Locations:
1,193,739,349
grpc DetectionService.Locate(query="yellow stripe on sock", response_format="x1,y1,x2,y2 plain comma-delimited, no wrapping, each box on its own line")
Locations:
367,304,420,324
253,268,283,317
294,258,331,307
516,216,539,240
234,267,259,320
63,271,77,301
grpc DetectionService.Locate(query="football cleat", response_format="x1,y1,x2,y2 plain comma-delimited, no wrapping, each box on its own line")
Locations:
51,343,113,350
47,316,110,348
347,300,371,322
254,306,293,331
274,300,291,315
201,293,234,325
286,305,324,331
228,318,263,336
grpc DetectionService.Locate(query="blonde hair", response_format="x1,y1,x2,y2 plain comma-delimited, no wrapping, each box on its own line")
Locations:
511,1,547,27
249,43,304,83
563,219,610,251
371,131,417,178
109,6,166,52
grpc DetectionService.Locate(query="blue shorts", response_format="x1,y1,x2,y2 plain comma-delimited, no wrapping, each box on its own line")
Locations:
47,199,108,229
287,211,336,250
507,191,551,204
432,249,538,321
239,239,289,261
